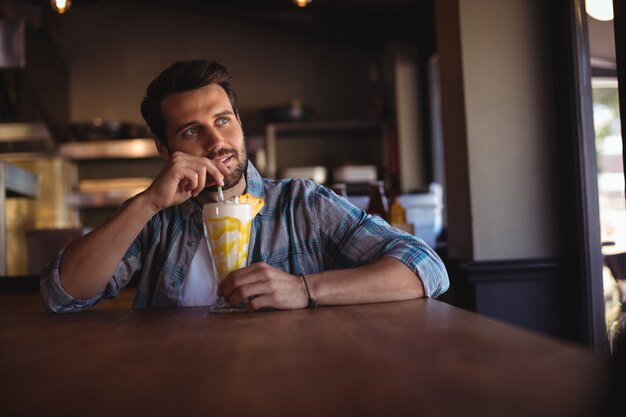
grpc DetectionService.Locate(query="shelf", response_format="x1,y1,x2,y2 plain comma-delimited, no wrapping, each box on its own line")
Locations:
265,120,385,180
267,120,382,133
58,138,159,160
58,140,159,215
67,189,145,209
0,122,54,153
67,177,152,208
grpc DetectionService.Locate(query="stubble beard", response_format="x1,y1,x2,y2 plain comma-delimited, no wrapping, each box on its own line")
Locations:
221,145,247,190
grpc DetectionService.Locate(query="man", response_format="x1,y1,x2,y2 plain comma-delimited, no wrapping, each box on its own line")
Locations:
41,59,448,313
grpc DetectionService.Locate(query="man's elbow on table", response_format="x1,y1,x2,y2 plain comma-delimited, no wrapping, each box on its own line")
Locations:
39,253,101,314
422,264,450,299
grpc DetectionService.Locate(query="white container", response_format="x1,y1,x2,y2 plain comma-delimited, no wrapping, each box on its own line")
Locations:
397,192,443,248
344,182,444,248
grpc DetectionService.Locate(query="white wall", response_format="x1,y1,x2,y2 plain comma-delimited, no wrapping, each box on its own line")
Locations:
438,0,560,260
393,44,426,193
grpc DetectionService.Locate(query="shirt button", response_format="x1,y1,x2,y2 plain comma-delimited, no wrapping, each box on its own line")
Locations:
187,240,194,246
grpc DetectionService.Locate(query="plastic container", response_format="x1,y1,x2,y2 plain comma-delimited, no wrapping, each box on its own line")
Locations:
397,192,443,247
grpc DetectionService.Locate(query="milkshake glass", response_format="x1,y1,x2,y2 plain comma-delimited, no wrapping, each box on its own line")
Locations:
202,200,253,311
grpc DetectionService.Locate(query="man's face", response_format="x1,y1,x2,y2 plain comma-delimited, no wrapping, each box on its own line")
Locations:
160,84,246,190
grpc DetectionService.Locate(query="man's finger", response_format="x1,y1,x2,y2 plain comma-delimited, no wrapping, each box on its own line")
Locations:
179,168,199,193
225,282,268,307
201,158,227,187
170,152,226,189
219,263,269,298
246,294,275,312
219,269,261,300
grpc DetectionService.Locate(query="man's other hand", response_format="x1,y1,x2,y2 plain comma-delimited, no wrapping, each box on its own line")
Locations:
218,263,309,312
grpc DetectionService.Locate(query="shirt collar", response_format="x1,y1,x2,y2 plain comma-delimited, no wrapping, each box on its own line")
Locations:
244,161,266,203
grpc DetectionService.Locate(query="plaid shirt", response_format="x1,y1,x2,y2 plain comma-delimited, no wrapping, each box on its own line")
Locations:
41,162,449,313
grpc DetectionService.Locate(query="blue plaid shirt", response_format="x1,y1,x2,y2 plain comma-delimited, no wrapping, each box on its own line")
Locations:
41,162,449,313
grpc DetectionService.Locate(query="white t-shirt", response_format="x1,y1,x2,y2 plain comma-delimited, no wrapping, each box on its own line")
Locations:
178,238,219,306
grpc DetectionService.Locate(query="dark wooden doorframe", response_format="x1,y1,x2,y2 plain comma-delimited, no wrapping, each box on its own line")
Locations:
551,0,608,352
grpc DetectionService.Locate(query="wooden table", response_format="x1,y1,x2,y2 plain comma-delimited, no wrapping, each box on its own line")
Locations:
0,297,607,417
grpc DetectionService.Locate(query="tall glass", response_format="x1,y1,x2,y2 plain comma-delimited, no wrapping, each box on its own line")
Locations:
202,201,253,312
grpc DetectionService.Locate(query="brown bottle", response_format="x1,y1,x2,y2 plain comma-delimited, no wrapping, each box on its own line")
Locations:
367,180,389,220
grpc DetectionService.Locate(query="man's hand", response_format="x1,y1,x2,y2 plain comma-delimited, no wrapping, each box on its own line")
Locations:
218,263,309,312
143,151,230,212
217,258,426,312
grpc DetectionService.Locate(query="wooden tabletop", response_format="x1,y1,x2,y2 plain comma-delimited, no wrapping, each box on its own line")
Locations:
0,296,607,417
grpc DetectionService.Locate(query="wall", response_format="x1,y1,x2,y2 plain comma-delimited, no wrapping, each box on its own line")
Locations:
435,0,570,338
439,0,560,261
58,2,380,136
393,44,426,193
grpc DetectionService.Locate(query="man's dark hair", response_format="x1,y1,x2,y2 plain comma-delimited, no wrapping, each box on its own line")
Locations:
140,59,239,146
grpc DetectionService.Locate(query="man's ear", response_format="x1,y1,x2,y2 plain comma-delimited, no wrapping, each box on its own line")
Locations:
155,137,170,159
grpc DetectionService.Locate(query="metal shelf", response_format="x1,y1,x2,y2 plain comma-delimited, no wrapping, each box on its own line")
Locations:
0,122,54,154
265,120,384,180
68,177,153,209
58,138,159,160
58,140,159,210
268,120,382,133
67,189,145,209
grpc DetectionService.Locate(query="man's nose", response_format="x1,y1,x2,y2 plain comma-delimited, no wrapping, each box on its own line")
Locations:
203,128,225,153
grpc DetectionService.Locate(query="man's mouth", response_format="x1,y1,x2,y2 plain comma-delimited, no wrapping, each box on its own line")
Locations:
213,153,233,165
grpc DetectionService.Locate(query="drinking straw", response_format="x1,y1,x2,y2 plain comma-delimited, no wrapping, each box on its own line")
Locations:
217,186,225,202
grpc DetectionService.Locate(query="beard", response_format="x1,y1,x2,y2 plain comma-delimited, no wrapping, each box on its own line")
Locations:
223,147,247,189
207,145,247,190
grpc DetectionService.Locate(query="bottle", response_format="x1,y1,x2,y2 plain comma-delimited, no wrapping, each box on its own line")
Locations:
390,197,407,224
367,180,389,220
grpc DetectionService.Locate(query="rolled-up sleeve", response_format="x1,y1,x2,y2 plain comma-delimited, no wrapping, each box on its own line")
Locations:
40,239,143,314
40,251,104,313
379,230,450,297
315,186,449,298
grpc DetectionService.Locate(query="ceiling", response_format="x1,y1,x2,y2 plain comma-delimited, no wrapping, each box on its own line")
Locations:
124,0,427,42
127,0,617,63
17,0,618,65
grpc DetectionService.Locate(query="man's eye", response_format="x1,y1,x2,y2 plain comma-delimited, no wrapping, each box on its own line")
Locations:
183,127,199,136
216,117,230,126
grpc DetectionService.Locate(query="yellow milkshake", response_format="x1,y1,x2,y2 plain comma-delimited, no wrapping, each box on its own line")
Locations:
203,201,253,281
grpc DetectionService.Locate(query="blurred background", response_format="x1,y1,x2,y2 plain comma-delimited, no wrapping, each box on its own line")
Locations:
0,0,444,276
